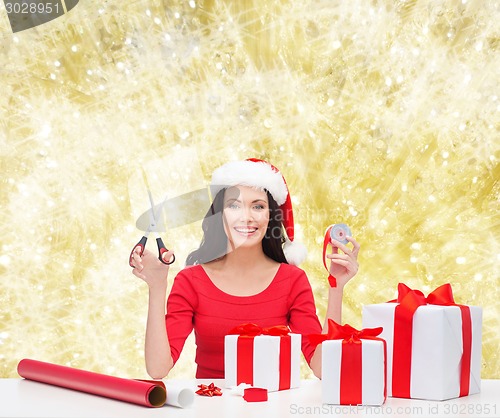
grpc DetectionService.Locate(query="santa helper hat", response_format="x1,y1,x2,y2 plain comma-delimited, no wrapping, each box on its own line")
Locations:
210,158,307,265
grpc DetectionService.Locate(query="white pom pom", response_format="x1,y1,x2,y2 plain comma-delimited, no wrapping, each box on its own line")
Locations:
283,239,308,265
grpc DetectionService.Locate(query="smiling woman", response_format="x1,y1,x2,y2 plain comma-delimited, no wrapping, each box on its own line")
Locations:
222,187,272,249
187,185,288,266
130,158,360,380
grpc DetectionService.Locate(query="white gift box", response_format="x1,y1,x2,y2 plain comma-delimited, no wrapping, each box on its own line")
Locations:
362,303,482,401
322,339,386,405
224,333,301,392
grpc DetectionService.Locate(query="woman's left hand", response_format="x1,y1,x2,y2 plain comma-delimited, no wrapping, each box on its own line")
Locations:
326,236,360,288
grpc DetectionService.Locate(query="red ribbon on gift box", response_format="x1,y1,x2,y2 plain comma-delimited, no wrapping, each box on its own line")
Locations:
389,283,472,398
228,323,292,391
308,319,387,405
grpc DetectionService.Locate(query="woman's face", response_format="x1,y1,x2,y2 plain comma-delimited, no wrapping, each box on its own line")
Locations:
222,185,270,251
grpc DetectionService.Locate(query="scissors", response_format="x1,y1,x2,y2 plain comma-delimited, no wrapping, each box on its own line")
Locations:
129,184,175,267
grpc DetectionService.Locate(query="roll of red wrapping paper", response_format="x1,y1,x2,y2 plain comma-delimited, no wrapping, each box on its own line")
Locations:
17,359,167,407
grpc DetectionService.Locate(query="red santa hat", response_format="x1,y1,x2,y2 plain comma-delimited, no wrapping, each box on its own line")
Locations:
210,158,307,265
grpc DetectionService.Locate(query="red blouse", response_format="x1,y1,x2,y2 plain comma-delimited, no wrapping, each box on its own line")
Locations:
166,263,322,378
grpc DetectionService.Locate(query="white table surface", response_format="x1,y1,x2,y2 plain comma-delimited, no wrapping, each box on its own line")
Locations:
1,378,499,418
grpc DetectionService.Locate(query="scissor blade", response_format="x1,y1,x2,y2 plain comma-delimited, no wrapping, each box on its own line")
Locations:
147,189,156,217
140,168,158,230
152,193,167,224
146,189,157,230
135,187,211,231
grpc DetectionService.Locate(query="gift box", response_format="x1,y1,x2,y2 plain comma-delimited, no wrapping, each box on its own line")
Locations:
362,283,482,401
224,323,301,392
309,320,386,405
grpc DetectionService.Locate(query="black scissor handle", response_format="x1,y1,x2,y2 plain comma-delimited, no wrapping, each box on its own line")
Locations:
157,237,175,265
129,236,147,267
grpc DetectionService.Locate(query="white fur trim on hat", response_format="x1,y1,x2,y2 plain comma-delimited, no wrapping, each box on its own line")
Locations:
210,160,288,205
283,239,308,266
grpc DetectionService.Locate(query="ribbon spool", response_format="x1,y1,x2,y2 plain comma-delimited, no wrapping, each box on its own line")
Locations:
323,223,352,287
329,223,351,245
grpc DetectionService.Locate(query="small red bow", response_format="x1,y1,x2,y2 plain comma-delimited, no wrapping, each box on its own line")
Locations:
195,383,222,397
228,323,291,337
308,319,383,348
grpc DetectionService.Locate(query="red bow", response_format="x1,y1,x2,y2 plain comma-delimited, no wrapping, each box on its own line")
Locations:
195,383,222,397
390,282,455,309
308,319,383,348
228,323,290,337
390,282,472,398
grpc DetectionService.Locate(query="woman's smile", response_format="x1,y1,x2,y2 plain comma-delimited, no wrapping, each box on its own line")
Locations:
233,226,259,236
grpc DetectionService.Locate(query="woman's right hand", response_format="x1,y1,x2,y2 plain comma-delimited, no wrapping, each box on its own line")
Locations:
131,247,174,290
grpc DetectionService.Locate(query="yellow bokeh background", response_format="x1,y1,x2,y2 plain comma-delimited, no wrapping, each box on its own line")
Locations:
0,0,498,380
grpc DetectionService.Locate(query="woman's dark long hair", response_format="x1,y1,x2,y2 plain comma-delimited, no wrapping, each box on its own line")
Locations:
185,187,288,265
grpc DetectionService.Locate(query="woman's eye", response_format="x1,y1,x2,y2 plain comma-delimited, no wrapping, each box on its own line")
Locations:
253,205,265,210
228,203,240,209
